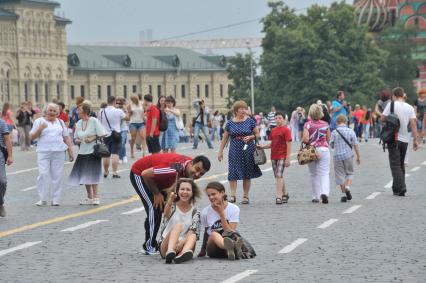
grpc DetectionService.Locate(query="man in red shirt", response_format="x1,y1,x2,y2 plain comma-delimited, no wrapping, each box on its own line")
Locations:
143,94,161,154
352,104,365,141
258,112,292,204
56,102,69,127
130,153,211,254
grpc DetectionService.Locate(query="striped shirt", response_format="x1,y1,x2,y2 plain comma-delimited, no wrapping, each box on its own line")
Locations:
267,111,276,128
0,118,10,147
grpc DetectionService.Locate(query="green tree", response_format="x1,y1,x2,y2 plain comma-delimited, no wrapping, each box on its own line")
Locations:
377,23,418,101
226,53,261,109
260,1,387,111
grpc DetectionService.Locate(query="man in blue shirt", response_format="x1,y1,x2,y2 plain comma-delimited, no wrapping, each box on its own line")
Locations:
330,91,348,131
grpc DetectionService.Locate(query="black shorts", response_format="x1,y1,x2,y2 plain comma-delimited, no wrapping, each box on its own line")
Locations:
147,136,161,153
104,135,121,155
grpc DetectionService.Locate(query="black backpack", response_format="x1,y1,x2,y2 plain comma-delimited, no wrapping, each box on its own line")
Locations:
158,107,168,131
380,101,400,151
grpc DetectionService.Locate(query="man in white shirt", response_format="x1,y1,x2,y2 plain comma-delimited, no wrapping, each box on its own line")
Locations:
98,96,125,178
382,87,419,196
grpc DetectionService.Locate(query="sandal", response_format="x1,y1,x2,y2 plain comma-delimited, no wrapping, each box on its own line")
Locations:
275,198,282,205
282,194,289,203
241,197,250,205
229,196,236,203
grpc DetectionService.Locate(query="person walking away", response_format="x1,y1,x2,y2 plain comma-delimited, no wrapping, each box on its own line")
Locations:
0,117,13,217
115,98,130,163
302,104,331,204
98,96,125,178
414,89,426,144
211,111,223,142
382,87,419,196
15,102,33,151
352,105,364,142
217,101,262,204
192,99,213,149
144,94,161,154
30,103,74,206
128,95,147,158
68,101,106,205
289,108,300,142
330,114,361,202
257,112,292,204
129,153,211,254
158,178,201,264
330,91,348,131
362,106,372,142
162,96,180,153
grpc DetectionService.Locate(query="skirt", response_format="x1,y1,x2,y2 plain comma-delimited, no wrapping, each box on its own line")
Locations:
68,154,103,186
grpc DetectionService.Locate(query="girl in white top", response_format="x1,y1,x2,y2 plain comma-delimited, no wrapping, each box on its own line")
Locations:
158,178,201,264
30,103,74,206
127,95,147,158
198,181,241,260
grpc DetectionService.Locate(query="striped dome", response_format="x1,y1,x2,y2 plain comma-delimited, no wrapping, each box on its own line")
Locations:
355,0,389,32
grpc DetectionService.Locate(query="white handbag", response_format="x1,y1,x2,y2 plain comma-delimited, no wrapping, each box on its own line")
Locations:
175,116,184,130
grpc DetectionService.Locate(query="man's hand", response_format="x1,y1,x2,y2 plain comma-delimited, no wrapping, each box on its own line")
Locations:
413,140,419,151
153,193,164,210
218,151,223,162
6,157,13,166
356,157,361,165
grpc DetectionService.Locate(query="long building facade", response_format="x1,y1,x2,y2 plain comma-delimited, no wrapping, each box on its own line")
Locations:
0,0,231,125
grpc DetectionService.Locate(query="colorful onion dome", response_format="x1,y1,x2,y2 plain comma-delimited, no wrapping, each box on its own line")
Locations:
355,0,389,32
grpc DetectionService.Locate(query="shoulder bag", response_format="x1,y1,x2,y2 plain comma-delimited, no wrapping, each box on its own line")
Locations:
101,110,121,143
335,128,352,149
297,143,319,165
253,137,267,165
92,137,110,158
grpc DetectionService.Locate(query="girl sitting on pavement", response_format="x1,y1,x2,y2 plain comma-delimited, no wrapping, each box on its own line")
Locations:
158,178,201,264
198,181,242,260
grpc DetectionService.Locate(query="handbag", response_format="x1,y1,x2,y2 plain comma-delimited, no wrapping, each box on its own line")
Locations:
175,116,184,130
92,137,111,158
297,143,319,165
222,230,256,259
253,137,267,165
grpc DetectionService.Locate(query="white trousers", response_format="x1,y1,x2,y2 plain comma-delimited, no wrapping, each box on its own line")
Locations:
291,126,299,142
307,147,330,199
37,151,65,202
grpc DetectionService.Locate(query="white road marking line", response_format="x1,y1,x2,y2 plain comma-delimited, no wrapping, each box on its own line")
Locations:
384,180,392,189
21,186,37,192
410,166,420,172
222,270,258,283
422,161,426,166
262,167,273,172
116,169,130,173
405,174,410,177
366,192,381,200
219,180,228,184
0,241,42,257
317,218,339,229
279,238,308,254
121,207,144,215
178,146,193,150
61,220,109,232
343,205,362,214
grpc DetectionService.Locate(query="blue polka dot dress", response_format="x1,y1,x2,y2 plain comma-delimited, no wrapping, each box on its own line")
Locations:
226,118,262,181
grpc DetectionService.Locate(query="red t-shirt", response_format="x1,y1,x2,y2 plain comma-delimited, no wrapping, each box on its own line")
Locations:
352,110,365,124
131,153,192,190
270,125,291,160
145,105,160,136
58,111,69,123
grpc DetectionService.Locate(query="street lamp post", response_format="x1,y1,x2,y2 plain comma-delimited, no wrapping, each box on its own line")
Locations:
247,42,255,114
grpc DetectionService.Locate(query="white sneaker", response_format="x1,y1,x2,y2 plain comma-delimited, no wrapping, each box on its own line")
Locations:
80,198,93,205
35,200,47,206
123,156,128,163
92,198,100,205
118,160,123,164
51,201,60,206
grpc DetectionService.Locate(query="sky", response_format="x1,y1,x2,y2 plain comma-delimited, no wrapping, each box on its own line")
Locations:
57,0,352,44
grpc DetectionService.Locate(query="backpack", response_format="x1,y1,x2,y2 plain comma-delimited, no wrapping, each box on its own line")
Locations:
380,101,400,152
158,107,168,131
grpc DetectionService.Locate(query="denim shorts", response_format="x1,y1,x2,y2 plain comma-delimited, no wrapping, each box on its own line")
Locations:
129,122,145,131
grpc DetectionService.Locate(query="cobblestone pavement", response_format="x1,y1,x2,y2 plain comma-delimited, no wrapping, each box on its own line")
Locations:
0,139,425,282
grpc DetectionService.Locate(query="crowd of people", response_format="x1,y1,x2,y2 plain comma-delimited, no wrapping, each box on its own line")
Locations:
0,87,424,263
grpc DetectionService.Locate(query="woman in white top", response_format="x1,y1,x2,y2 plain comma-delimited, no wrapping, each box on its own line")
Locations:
30,103,74,206
127,95,147,158
67,101,107,205
211,111,223,142
158,178,201,264
198,181,241,260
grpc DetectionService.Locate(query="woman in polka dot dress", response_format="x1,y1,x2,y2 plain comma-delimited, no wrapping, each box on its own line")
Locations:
218,101,262,204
